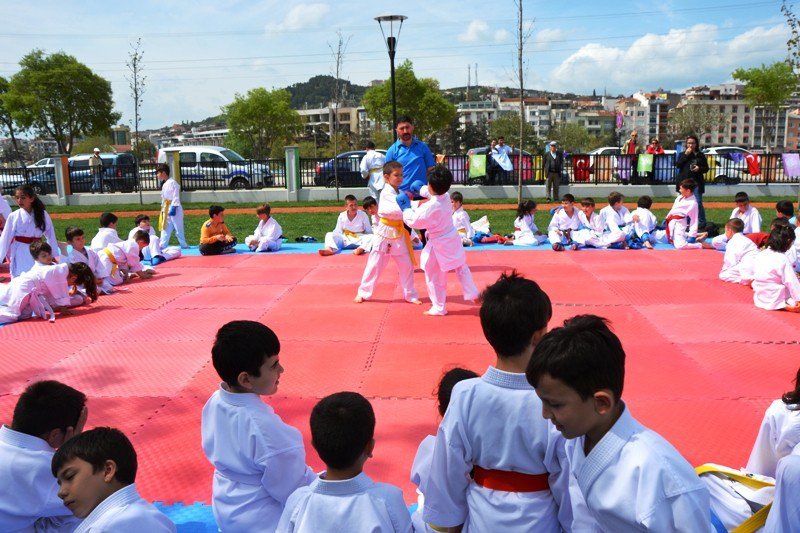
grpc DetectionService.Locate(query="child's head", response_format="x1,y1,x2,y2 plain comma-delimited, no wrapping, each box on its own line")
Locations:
52,427,137,519
362,196,377,215
134,214,151,230
99,212,118,229
607,192,624,209
782,366,800,405
65,226,86,249
156,163,170,178
427,164,453,195
344,194,357,214
209,205,225,221
580,197,595,217
734,191,750,212
771,217,791,231
480,270,552,359
29,240,53,263
516,200,537,218
636,195,653,209
560,194,575,211
310,392,375,472
383,161,403,189
435,368,479,417
766,224,796,253
678,178,697,196
12,380,86,447
776,200,794,219
131,229,150,250
256,203,271,221
724,218,745,239
526,315,625,440
364,140,376,150
69,262,98,302
450,191,464,211
212,320,282,394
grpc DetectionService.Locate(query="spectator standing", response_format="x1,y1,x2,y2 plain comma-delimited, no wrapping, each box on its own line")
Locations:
492,136,514,184
622,131,641,184
542,141,563,202
675,134,709,228
384,116,435,193
89,148,103,194
360,141,386,201
646,137,664,155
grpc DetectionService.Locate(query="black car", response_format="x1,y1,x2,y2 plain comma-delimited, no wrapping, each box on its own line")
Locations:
22,152,139,194
314,150,386,187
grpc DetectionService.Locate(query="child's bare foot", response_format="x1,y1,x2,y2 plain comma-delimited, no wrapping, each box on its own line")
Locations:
409,298,422,305
643,241,653,249
318,248,335,256
353,248,366,255
424,308,447,316
354,296,364,303
785,303,800,313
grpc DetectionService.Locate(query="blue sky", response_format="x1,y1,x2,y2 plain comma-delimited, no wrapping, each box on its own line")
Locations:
0,0,789,130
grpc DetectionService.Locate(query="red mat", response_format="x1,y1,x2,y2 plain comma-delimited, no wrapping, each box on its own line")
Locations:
0,249,796,507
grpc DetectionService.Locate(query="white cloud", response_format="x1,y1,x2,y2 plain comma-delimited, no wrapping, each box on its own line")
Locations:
494,29,511,43
531,28,569,51
459,20,491,43
265,3,330,33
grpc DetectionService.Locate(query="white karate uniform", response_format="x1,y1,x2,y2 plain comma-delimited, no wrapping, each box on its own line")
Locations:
547,207,583,246
764,454,800,533
625,207,658,241
67,247,112,296
719,232,758,284
159,177,187,248
323,211,372,253
410,436,436,533
360,150,386,201
30,262,85,309
567,404,714,532
573,211,611,248
746,400,800,478
654,195,702,250
0,425,81,532
710,206,764,250
96,240,144,286
452,207,474,246
241,217,281,253
598,205,628,245
421,368,571,531
0,208,59,278
0,263,73,324
277,472,412,533
201,385,315,533
751,248,800,310
513,214,547,246
89,228,121,252
73,484,174,533
356,186,419,303
403,193,479,315
0,196,11,232
127,226,180,263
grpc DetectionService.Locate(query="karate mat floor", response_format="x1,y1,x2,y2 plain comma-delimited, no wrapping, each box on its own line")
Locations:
1,246,798,530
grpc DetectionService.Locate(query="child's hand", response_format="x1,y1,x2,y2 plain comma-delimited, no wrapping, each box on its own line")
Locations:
168,206,177,216
632,214,640,223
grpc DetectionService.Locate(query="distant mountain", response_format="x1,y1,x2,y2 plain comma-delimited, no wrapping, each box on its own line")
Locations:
286,75,368,109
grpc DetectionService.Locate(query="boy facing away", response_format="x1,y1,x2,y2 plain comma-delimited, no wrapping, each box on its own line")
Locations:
319,194,373,256
201,320,315,533
277,392,412,533
0,380,87,533
421,271,571,532
526,314,713,532
52,427,175,532
719,218,758,284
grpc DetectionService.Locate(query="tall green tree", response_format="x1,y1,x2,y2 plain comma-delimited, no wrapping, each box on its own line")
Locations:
489,113,539,150
72,136,113,155
668,104,723,140
223,88,301,159
548,122,592,153
0,76,25,164
362,60,456,141
732,62,795,152
4,50,120,155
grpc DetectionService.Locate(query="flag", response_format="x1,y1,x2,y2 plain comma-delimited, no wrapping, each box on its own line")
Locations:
783,153,800,178
616,155,633,182
469,154,486,178
616,112,624,129
745,154,760,176
637,154,654,173
729,152,745,163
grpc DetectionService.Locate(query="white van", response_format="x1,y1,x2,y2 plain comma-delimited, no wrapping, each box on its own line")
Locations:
156,145,272,189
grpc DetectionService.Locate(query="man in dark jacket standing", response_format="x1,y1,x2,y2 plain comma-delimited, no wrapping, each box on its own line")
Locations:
675,134,709,227
543,141,563,201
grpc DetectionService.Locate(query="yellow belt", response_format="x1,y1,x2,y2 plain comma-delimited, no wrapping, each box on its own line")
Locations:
343,229,364,239
102,248,118,277
457,227,467,234
695,464,774,533
159,199,171,232
379,217,417,266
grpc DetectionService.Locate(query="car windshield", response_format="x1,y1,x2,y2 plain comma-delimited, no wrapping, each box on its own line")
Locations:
219,149,245,161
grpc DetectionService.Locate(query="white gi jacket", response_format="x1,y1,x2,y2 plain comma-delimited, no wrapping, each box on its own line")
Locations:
90,228,121,251
403,193,466,272
747,400,800,478
751,248,800,310
731,205,762,234
73,484,175,533
360,150,386,193
0,207,59,277
410,435,436,533
624,207,658,239
764,454,800,532
452,207,474,241
0,263,71,324
719,232,757,284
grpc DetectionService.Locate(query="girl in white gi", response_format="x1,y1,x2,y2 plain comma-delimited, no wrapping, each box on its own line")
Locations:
547,194,583,251
89,212,122,251
399,165,479,316
410,368,478,533
751,225,800,311
97,231,154,287
0,261,97,324
0,184,59,278
52,427,176,532
319,195,373,256
422,272,572,532
128,214,181,265
710,192,763,250
527,314,714,532
202,321,315,533
512,200,548,246
719,218,758,284
625,195,658,249
277,392,412,533
157,163,188,249
355,161,420,305
653,178,703,250
244,203,283,253
597,191,629,248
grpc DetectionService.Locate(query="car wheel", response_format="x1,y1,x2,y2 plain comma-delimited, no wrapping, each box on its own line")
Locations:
230,178,250,190
326,177,337,188
713,174,727,185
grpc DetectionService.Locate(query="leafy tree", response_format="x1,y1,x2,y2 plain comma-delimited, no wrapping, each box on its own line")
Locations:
362,60,456,141
732,62,795,151
0,76,25,164
133,138,156,161
548,122,592,153
667,104,723,139
490,113,540,150
223,88,302,159
4,50,120,155
72,136,113,155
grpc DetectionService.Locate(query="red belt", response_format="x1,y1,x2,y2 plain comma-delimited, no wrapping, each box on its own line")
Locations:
664,214,685,244
473,466,550,492
14,236,40,244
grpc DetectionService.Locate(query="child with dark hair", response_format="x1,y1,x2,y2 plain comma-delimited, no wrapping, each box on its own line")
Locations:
710,191,763,251
202,321,314,532
547,194,583,251
450,191,474,246
624,195,658,249
65,225,109,293
277,392,411,532
246,203,283,253
512,200,547,246
751,225,800,311
199,205,237,256
526,314,712,530
128,214,181,265
410,368,479,532
319,195,372,256
776,199,795,220
748,366,800,479
157,162,189,249
0,184,60,277
719,218,758,284
422,271,571,531
397,164,479,315
597,191,629,248
51,427,175,531
0,381,87,532
653,178,703,249
90,212,122,251
30,240,56,269
574,197,614,249
97,230,154,286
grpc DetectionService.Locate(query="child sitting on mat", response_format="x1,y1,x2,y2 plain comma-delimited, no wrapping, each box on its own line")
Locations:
751,225,800,312
90,212,122,251
245,203,283,253
653,178,703,250
202,321,315,533
277,392,412,532
547,194,583,251
128,214,181,265
625,195,658,249
319,195,372,256
718,218,758,285
512,200,547,246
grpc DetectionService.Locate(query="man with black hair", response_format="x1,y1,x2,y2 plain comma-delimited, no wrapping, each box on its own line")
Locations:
384,116,435,193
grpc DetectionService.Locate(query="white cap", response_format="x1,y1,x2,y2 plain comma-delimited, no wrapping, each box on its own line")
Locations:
93,147,100,152
549,141,557,146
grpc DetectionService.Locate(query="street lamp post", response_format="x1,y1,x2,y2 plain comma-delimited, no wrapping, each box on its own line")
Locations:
375,14,407,141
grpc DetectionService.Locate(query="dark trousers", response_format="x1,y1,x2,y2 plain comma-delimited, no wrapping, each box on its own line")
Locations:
545,171,560,200
199,237,238,255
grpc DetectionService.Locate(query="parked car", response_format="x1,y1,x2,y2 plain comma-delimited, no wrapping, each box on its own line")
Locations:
587,146,621,173
28,158,56,170
465,146,536,184
702,146,753,184
8,152,138,195
314,150,387,187
156,145,272,190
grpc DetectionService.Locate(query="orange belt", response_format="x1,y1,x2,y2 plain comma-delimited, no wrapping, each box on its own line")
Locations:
473,466,550,492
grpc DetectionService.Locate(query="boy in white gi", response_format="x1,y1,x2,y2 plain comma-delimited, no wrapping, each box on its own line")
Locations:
360,141,386,201
0,184,60,278
129,214,181,265
526,314,714,532
751,225,800,311
29,241,88,310
319,195,373,256
89,212,122,251
398,165,479,316
654,178,703,250
708,191,763,251
573,198,610,249
277,392,412,533
97,231,154,287
157,163,188,249
244,203,283,253
201,321,315,533
450,191,474,246
597,191,629,248
0,380,87,532
548,194,583,251
52,427,176,532
625,195,658,249
719,219,758,284
422,272,571,532
64,226,112,295
355,161,420,305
